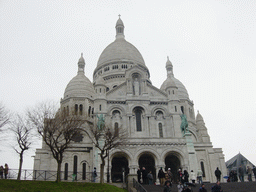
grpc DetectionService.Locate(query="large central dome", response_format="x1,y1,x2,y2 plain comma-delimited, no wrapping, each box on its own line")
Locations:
95,17,146,70
97,38,145,67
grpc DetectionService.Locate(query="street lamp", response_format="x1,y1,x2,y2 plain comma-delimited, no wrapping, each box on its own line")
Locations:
107,149,110,183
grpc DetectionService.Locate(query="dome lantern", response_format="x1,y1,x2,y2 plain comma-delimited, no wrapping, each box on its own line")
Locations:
78,53,85,74
166,56,173,78
115,15,125,39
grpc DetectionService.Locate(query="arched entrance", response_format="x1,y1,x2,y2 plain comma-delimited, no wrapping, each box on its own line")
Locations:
111,156,129,182
165,154,180,183
139,154,156,183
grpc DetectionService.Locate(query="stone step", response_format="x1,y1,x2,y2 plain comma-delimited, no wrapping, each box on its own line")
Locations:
142,181,256,192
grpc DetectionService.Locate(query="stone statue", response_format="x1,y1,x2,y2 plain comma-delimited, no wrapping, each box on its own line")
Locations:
133,78,140,95
180,114,188,136
96,114,105,130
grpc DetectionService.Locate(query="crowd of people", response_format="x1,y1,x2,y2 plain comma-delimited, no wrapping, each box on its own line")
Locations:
137,167,206,192
0,163,9,179
227,165,256,182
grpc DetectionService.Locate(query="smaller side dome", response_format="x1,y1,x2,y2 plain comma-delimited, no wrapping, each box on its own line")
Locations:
63,55,95,99
160,77,177,90
95,76,105,86
196,111,204,123
160,57,189,99
64,75,95,99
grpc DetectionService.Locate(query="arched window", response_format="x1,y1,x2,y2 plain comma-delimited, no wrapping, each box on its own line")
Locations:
63,107,66,116
99,105,101,111
173,90,175,94
75,104,78,115
73,156,77,181
159,123,163,138
100,88,101,93
88,106,91,117
67,106,69,115
82,163,86,180
64,163,68,180
200,161,206,177
175,106,177,112
134,108,142,132
79,104,83,115
181,106,184,114
114,122,119,136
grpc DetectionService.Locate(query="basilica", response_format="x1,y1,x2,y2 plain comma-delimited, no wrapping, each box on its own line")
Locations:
33,17,227,183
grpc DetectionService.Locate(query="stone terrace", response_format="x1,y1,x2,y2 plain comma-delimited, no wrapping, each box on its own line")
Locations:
142,182,256,192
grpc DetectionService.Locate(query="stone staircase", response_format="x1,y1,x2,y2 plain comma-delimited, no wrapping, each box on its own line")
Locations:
142,182,256,192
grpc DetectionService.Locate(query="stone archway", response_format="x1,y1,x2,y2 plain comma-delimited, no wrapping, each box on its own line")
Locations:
139,154,156,184
165,154,181,183
111,156,129,182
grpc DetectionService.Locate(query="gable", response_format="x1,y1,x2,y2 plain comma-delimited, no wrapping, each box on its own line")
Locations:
147,83,168,99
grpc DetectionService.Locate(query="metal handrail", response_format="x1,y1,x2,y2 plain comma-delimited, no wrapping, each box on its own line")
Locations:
6,169,107,182
133,178,147,192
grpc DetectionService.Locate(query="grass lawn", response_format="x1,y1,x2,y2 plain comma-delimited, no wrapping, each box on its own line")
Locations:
0,179,128,192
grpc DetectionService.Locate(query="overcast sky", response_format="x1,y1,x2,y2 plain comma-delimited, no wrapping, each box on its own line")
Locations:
1,0,256,170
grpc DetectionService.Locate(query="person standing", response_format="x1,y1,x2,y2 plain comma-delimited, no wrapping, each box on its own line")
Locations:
211,181,223,192
199,183,207,192
197,169,203,184
253,166,256,181
183,170,189,183
0,166,3,179
214,167,221,182
92,167,97,182
147,171,153,185
238,165,244,182
177,169,183,183
158,167,165,186
137,168,141,183
167,168,173,182
141,167,147,184
163,181,172,192
246,166,252,181
190,170,196,184
4,164,8,179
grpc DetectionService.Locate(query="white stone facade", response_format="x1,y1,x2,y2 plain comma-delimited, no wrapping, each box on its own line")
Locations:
33,17,227,183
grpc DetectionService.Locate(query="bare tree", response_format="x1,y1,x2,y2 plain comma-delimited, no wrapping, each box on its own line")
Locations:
10,114,34,180
0,102,10,134
85,123,128,184
27,102,86,182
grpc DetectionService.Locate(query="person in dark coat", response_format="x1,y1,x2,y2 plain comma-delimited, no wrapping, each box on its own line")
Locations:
0,166,3,179
211,181,223,192
199,183,207,192
183,170,189,183
214,167,221,181
238,165,244,182
137,168,141,183
253,166,256,179
4,164,8,179
158,167,165,186
141,167,147,184
163,181,172,192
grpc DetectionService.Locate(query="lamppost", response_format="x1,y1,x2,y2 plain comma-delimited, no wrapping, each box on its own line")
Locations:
107,149,110,183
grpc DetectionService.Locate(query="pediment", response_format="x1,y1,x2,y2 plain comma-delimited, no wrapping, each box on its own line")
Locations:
147,83,168,99
106,82,127,99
